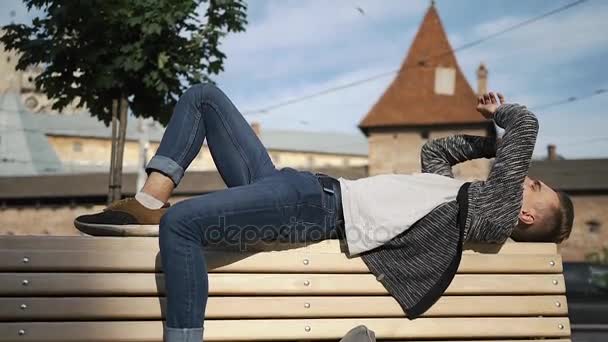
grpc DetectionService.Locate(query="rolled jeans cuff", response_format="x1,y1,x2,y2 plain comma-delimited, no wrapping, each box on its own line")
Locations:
164,326,203,342
146,155,185,186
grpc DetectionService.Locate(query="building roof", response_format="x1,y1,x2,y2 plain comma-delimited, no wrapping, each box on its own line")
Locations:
0,92,63,176
31,107,368,156
260,129,367,156
359,3,487,132
0,91,368,177
529,159,608,192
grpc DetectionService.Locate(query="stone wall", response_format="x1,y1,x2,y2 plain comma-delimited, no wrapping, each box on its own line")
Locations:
368,128,490,180
0,196,191,236
47,136,368,173
558,194,608,262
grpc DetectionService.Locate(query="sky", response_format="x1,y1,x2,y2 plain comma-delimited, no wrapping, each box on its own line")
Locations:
2,0,607,159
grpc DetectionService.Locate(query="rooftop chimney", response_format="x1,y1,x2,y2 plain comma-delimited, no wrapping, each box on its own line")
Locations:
476,63,488,95
547,144,557,160
251,121,261,136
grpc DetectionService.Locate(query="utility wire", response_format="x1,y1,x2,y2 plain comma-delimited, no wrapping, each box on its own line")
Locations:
530,89,606,111
559,136,608,147
1,88,606,138
441,0,589,57
243,70,397,115
242,0,589,115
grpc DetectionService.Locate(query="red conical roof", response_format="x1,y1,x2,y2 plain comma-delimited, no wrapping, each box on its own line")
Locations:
359,4,487,133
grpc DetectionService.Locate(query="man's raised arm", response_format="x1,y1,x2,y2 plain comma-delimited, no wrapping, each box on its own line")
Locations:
464,92,540,242
477,95,539,215
420,134,497,178
420,93,500,177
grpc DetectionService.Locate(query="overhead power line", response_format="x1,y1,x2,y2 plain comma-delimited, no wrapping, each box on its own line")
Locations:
563,136,608,147
2,89,607,165
1,88,606,136
243,70,397,115
530,89,607,111
242,0,589,115
443,0,589,57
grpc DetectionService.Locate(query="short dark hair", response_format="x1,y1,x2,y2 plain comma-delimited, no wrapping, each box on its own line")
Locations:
546,191,575,243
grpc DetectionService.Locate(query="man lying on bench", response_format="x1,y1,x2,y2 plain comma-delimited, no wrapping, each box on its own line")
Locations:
74,84,574,342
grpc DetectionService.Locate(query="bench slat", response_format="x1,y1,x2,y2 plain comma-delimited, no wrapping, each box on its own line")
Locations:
0,236,557,255
0,250,563,273
387,341,571,342
177,340,573,342
0,273,566,295
0,318,570,341
353,340,572,342
0,295,568,320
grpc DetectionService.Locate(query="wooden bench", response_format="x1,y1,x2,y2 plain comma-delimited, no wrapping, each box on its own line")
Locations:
0,236,571,342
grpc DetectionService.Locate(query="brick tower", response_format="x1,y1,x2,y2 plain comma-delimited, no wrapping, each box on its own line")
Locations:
359,2,494,179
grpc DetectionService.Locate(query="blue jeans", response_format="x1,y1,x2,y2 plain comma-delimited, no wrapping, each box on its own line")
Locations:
147,83,341,342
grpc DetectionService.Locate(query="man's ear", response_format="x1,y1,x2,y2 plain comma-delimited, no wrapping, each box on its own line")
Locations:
519,209,535,225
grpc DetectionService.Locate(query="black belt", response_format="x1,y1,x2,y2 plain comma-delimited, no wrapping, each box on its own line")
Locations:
315,173,345,241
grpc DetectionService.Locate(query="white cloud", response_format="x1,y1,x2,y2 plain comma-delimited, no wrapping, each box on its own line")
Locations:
218,0,423,83
237,63,395,134
0,0,41,25
3,0,605,158
458,1,608,75
224,0,425,53
447,2,608,158
215,0,608,159
214,1,431,137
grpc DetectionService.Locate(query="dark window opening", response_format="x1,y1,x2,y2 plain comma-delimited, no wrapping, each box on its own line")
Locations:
587,219,602,234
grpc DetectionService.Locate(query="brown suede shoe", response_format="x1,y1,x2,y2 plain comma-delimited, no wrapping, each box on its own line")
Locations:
74,198,169,236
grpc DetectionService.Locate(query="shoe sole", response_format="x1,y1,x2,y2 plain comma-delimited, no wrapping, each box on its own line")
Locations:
74,220,159,237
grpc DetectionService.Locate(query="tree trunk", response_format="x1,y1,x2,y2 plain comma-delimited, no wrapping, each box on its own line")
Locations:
114,95,129,199
136,117,149,191
107,96,129,204
107,99,119,205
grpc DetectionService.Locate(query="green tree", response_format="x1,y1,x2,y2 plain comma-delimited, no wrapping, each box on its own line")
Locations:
586,246,608,289
586,246,608,264
2,0,247,202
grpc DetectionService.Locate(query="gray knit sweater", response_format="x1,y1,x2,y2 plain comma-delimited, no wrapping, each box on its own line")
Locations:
360,104,539,318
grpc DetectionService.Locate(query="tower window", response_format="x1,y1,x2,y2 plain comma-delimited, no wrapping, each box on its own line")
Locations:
434,67,455,95
587,219,601,234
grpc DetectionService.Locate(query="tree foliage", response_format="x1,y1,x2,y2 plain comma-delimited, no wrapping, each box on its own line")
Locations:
1,0,247,125
587,246,608,265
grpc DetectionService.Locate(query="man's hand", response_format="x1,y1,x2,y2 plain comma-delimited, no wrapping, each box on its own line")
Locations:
476,91,505,119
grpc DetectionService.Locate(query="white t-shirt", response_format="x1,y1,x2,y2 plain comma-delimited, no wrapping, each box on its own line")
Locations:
338,173,466,256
